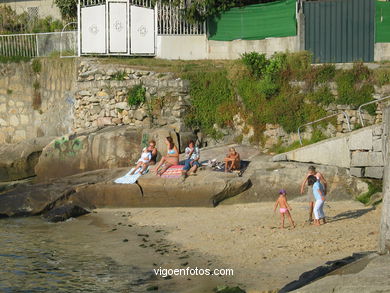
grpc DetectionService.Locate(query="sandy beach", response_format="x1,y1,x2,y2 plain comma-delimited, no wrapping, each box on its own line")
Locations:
88,199,381,292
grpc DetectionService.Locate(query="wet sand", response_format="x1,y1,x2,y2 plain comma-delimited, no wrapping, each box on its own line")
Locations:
91,200,381,292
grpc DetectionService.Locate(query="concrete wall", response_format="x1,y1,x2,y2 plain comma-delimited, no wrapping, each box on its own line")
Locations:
156,35,207,60
375,43,390,62
2,0,62,19
207,36,299,59
0,58,76,144
156,35,299,60
273,124,385,179
380,107,390,253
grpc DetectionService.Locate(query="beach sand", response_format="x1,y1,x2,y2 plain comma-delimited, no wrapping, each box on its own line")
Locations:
90,200,381,292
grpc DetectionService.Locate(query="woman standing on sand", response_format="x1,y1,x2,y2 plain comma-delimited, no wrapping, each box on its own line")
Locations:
300,166,327,223
307,175,326,226
154,137,179,176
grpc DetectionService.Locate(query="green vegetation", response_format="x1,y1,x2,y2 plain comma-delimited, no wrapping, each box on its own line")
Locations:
54,0,77,21
336,62,375,114
0,56,31,63
31,59,42,73
112,71,127,81
127,84,146,106
0,5,63,34
356,180,382,205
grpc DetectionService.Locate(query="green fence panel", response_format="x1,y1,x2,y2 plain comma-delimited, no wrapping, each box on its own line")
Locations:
207,0,297,41
304,0,374,63
376,1,390,42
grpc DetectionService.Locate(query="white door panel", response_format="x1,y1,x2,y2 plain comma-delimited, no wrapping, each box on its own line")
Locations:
108,2,128,53
130,6,155,54
81,5,106,54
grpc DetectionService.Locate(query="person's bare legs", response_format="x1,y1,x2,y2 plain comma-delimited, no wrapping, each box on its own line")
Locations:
130,162,142,175
286,211,295,228
154,156,166,174
313,219,320,226
140,163,148,174
189,164,198,175
309,201,314,223
158,162,173,176
280,213,285,229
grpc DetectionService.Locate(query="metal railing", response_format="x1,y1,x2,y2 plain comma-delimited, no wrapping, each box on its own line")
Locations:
358,95,390,127
297,111,351,145
0,32,77,58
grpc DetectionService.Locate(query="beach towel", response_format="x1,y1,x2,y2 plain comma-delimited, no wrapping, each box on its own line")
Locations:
160,165,183,178
114,167,148,184
211,160,251,175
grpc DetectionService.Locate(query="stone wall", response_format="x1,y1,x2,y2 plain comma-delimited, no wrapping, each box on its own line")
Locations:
380,107,390,253
273,123,385,179
0,58,75,144
259,82,390,151
74,60,193,150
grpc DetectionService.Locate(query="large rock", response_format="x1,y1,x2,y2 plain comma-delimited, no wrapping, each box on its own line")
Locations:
43,203,90,222
227,155,370,203
289,254,390,293
0,167,250,218
35,126,142,182
0,137,54,182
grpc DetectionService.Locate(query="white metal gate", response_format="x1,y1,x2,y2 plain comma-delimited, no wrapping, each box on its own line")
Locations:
80,0,155,55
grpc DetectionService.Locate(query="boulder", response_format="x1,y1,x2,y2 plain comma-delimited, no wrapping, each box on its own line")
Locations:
0,137,54,182
35,126,142,182
141,128,180,157
43,203,90,222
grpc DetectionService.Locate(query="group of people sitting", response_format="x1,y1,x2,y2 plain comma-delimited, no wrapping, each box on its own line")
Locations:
130,136,242,178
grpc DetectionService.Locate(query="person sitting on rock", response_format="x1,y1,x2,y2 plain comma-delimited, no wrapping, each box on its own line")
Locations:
181,140,200,179
130,147,152,175
154,137,179,176
146,140,158,166
224,147,240,172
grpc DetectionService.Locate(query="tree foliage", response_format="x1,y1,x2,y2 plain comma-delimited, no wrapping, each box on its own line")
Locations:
54,0,77,21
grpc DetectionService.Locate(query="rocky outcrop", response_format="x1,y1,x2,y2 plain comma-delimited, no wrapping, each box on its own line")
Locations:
289,254,390,293
0,167,250,219
0,137,54,182
43,204,90,222
226,154,371,203
35,126,142,182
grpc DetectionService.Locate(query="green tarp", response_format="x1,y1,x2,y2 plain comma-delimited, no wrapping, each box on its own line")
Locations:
376,1,390,42
207,0,297,41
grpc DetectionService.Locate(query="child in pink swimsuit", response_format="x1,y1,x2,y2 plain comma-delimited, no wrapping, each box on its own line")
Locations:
273,189,295,229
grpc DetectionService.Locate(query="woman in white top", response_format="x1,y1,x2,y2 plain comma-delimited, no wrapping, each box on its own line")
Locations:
130,147,152,175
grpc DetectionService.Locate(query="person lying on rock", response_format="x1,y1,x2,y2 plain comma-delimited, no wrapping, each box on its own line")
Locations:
146,140,158,166
300,166,328,223
130,147,152,175
224,147,241,172
154,137,179,176
181,140,200,179
307,175,326,226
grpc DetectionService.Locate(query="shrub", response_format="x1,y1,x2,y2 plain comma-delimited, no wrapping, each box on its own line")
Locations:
241,52,268,78
315,63,336,84
183,70,236,138
356,180,382,205
112,71,127,80
374,68,390,86
31,59,42,73
309,85,335,106
127,84,146,106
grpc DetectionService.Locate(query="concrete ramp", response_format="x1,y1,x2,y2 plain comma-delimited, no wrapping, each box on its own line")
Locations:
273,124,385,179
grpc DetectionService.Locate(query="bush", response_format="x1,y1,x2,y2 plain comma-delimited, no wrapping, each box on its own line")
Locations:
309,85,335,106
374,68,390,86
241,52,268,78
356,180,382,205
336,63,375,114
127,84,146,106
31,59,42,73
183,70,236,138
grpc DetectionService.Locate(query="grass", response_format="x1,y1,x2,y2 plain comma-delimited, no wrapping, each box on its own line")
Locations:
0,56,31,63
356,180,382,205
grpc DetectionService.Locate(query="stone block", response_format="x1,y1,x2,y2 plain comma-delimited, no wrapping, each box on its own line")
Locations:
348,128,373,151
350,167,364,177
351,152,384,167
9,115,19,127
272,154,287,162
0,103,6,112
373,139,383,152
365,167,384,179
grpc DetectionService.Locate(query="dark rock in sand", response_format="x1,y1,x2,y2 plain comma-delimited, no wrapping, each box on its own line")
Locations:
0,137,54,182
43,203,90,222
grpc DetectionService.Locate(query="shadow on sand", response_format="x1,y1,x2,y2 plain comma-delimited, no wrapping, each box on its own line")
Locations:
327,207,375,223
